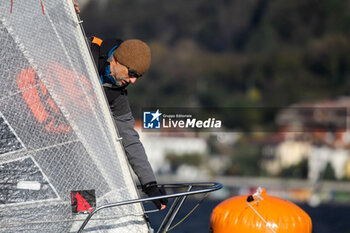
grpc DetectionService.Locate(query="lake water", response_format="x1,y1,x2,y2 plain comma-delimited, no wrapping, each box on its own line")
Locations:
146,199,350,233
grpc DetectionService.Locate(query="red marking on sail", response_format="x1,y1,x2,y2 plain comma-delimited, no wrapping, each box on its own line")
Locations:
40,83,48,95
17,67,72,134
46,97,59,113
17,68,50,123
75,192,92,212
45,118,72,133
40,0,45,15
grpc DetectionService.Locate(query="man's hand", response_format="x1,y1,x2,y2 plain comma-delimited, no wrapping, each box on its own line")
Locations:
142,182,168,210
73,0,80,14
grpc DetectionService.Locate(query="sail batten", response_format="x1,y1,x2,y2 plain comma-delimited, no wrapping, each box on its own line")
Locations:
0,0,148,232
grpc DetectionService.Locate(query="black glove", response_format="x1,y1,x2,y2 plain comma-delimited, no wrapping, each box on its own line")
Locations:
142,182,168,209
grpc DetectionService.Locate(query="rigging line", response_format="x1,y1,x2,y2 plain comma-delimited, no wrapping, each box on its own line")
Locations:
166,192,210,232
246,201,276,233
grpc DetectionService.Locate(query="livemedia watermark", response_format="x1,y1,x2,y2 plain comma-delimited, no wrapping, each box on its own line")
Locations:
141,107,347,132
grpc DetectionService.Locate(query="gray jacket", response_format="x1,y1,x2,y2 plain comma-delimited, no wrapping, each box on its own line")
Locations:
108,87,156,186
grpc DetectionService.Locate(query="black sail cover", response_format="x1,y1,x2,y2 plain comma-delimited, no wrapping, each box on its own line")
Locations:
0,0,148,232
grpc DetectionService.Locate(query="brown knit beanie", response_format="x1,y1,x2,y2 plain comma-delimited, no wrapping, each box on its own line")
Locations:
114,39,151,76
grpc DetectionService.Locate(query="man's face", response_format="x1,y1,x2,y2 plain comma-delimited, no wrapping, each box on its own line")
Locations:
109,56,137,87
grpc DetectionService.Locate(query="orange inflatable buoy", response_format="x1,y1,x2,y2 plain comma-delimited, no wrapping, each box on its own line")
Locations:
210,188,312,233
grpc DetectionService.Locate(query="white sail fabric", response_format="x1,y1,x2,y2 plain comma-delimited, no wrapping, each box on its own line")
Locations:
0,0,149,232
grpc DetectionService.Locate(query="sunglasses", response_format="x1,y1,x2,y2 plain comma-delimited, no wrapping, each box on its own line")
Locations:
127,67,142,79
108,56,142,78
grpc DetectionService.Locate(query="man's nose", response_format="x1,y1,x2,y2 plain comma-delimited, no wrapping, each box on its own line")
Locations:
129,77,137,84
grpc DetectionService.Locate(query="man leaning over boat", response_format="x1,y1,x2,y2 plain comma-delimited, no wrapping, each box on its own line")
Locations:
74,0,168,210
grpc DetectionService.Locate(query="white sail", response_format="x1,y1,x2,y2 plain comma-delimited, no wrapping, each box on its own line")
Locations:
0,0,149,232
